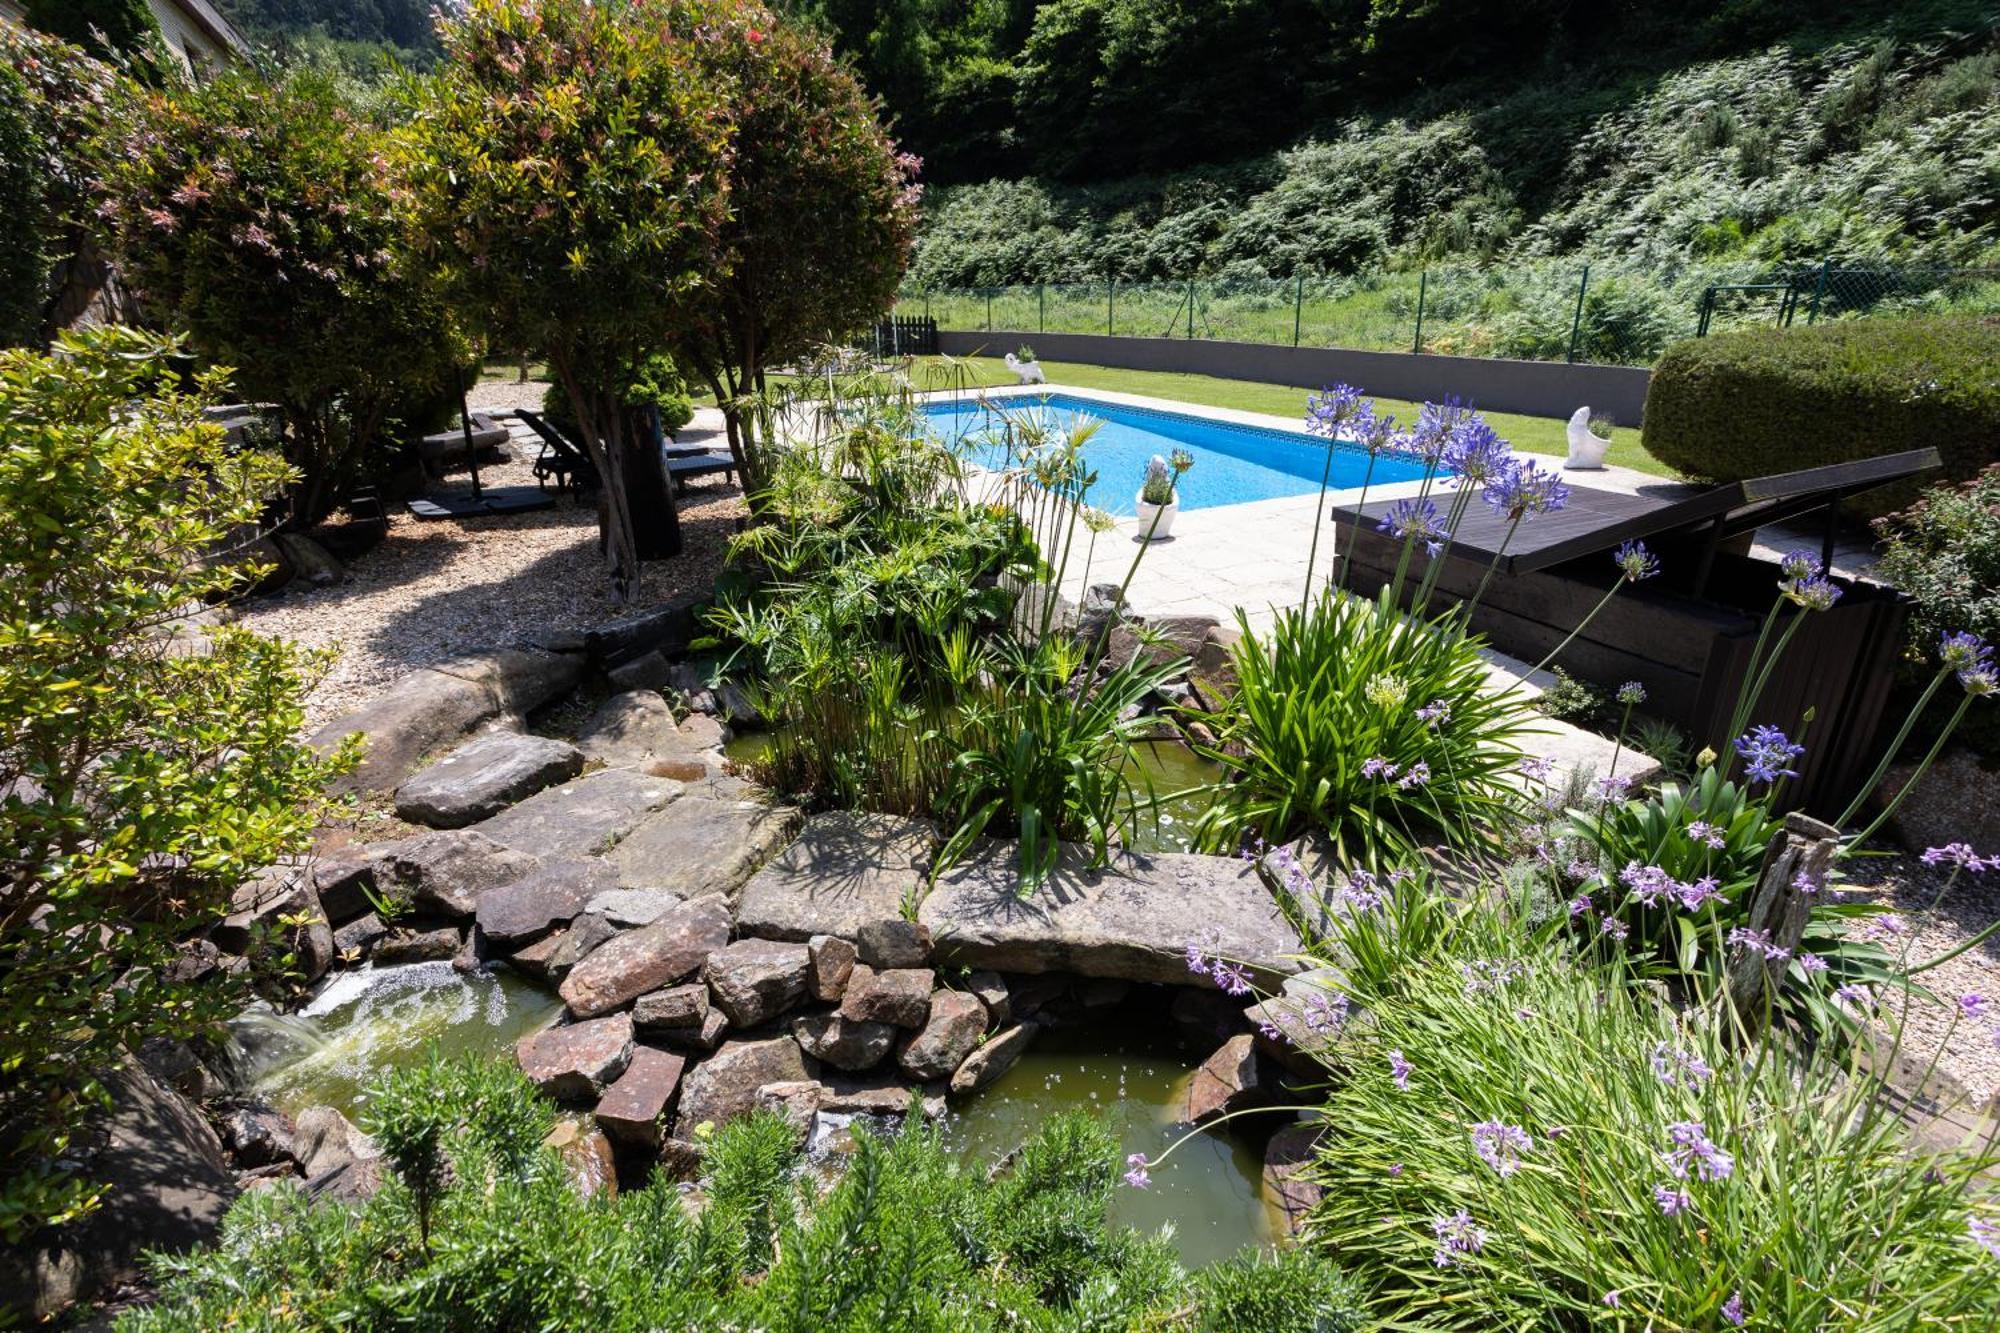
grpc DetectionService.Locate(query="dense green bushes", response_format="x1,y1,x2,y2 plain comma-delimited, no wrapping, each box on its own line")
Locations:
120,1056,1364,1331
1640,317,2000,501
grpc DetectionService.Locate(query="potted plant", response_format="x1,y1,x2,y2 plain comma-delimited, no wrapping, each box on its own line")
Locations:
1135,449,1193,539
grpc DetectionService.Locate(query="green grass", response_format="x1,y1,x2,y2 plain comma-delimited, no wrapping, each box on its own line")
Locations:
907,355,1678,476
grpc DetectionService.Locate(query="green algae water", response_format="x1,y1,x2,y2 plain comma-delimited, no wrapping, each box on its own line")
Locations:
244,962,564,1118
946,1025,1276,1268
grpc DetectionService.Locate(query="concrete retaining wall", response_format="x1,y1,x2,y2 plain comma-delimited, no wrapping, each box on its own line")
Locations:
937,330,1652,424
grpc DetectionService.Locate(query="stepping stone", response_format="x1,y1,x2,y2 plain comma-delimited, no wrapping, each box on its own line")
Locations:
608,798,799,900
593,1046,686,1149
793,1012,896,1072
736,813,937,941
475,859,617,946
558,892,732,1018
515,1014,634,1101
575,691,708,768
898,990,987,1081
476,768,683,859
807,934,857,1002
704,939,811,1028
394,731,585,829
632,982,710,1031
919,843,1302,987
585,887,684,927
374,829,539,918
949,1022,1039,1095
675,1036,809,1137
838,965,932,1029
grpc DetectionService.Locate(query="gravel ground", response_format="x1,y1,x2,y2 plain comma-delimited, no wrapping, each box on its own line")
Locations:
1839,847,2000,1108
238,385,745,731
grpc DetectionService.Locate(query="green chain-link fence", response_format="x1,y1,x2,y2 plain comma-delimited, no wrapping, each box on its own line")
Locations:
895,262,2000,369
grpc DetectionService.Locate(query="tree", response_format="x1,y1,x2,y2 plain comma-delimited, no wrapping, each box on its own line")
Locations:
20,0,161,63
102,65,463,528
399,0,741,597
675,7,920,491
0,328,347,1250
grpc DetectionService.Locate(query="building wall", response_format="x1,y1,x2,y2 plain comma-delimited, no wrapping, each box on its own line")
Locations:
144,0,241,73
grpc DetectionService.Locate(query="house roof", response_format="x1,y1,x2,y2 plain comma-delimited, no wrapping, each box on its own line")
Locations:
165,0,252,59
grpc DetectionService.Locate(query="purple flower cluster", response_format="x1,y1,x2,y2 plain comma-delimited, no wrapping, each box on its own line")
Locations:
1686,820,1727,850
1613,539,1660,582
1612,862,1723,914
1461,958,1527,996
1377,496,1448,557
1728,926,1792,962
1733,725,1805,785
1722,1291,1748,1326
1972,1215,2000,1260
1361,755,1398,780
1482,456,1570,521
1920,843,1993,873
1415,698,1453,727
1649,1043,1715,1089
1123,1152,1151,1189
1616,680,1647,706
1185,933,1252,995
1471,1121,1533,1176
1653,1183,1693,1216
1517,756,1555,783
1663,1120,1734,1182
1397,761,1432,790
1441,416,1512,485
1941,631,1997,696
1305,382,1367,438
1389,1049,1413,1091
1430,1210,1486,1267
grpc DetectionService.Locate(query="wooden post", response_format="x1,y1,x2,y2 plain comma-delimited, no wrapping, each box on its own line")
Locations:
1725,811,1840,1037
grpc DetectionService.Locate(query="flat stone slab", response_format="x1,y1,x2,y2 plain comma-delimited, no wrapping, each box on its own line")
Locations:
919,843,1303,987
1510,717,1662,799
575,691,712,768
515,1014,634,1101
585,887,684,927
735,812,937,941
476,859,618,946
608,798,799,900
476,768,683,858
949,1021,1038,1095
594,1046,686,1149
558,893,732,1018
370,829,539,919
394,731,585,829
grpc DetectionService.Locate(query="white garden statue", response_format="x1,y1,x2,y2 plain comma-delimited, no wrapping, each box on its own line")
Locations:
1565,405,1613,470
1004,351,1047,385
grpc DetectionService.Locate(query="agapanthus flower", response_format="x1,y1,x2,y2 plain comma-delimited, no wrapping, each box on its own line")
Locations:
1397,761,1432,789
1471,1121,1532,1176
1305,383,1367,437
1733,725,1804,785
1621,862,1675,908
1441,416,1511,484
1939,630,1992,674
1961,665,1998,697
1600,917,1629,941
1673,876,1723,911
1778,550,1821,582
1616,681,1647,706
1921,843,1991,872
1687,820,1726,849
1415,698,1453,727
1664,1121,1734,1182
1377,497,1448,557
1613,539,1660,582
1785,573,1843,611
1389,1049,1413,1091
1430,1210,1486,1267
1721,1291,1747,1326
1123,1152,1151,1189
1350,404,1401,457
1595,773,1634,801
1654,1183,1693,1216
1482,457,1570,520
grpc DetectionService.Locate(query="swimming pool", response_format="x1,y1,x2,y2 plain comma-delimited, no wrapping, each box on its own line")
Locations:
920,392,1436,515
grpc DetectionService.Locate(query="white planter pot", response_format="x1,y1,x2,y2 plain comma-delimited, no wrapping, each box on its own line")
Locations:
1135,494,1178,539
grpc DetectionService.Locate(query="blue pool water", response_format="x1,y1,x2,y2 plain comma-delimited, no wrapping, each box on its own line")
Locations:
920,392,1436,515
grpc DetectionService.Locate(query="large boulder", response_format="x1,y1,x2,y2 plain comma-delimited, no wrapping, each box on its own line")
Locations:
703,939,811,1028
311,648,581,795
792,1012,897,1072
292,1105,379,1180
215,863,334,983
372,829,539,919
608,798,800,901
559,893,732,1018
217,1101,297,1169
948,1022,1039,1095
515,1014,635,1101
593,1046,686,1149
273,532,343,587
394,731,585,829
897,990,987,1081
476,768,683,859
475,859,618,946
920,844,1302,987
1104,614,1218,671
735,812,936,942
674,1036,809,1136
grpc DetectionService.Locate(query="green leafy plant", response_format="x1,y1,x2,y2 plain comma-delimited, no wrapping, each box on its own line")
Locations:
0,328,348,1246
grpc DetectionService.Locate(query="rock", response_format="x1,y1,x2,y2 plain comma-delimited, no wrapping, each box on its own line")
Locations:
374,829,539,918
292,1105,377,1179
1182,1034,1268,1125
898,990,987,1081
677,713,728,751
545,1117,618,1199
476,768,684,859
1887,749,2000,860
704,939,812,1027
753,1080,826,1139
1262,1121,1324,1234
1074,583,1125,651
137,1037,222,1101
1104,614,1218,671
304,1155,390,1205
1192,624,1242,700
585,887,685,927
657,1006,729,1052
1079,978,1130,1009
633,982,710,1030
675,1037,809,1136
608,798,800,901
559,893,732,1018
920,844,1302,987
218,1101,297,1169
311,649,580,795
164,937,223,986
807,934,858,1002
332,911,389,961
819,1074,946,1121
711,680,759,728
856,919,932,969
507,912,616,984
839,965,933,1029
792,1012,897,1072
657,1136,705,1181
736,812,938,942
949,1022,1039,1095
215,863,334,983
312,846,381,925
594,1046,687,1149
373,924,462,965
515,1014,635,1101
273,532,343,586
607,649,674,694
394,731,586,829
574,691,704,768
966,972,1012,1026
475,858,617,946
645,756,712,782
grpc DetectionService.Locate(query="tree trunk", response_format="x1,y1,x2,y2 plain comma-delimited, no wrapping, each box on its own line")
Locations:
623,403,682,561
552,355,643,602
1724,811,1841,1040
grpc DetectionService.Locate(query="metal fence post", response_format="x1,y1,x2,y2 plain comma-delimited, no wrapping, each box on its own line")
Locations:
1108,279,1115,336
985,289,993,333
1292,273,1304,347
923,292,931,324
1412,270,1428,354
1039,283,1045,333
1187,279,1196,339
1805,257,1832,325
1566,265,1590,363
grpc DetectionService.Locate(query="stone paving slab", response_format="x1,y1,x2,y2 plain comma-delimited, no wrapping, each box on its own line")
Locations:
608,797,801,901
395,731,586,829
919,841,1303,987
736,812,937,942
475,767,683,858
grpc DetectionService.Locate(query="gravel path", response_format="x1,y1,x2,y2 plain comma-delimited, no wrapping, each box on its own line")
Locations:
239,386,745,731
1839,848,2000,1108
